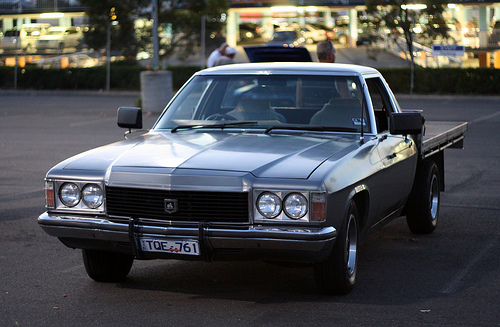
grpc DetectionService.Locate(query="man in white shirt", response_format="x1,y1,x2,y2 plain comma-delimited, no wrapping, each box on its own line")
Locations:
213,46,238,66
207,42,228,68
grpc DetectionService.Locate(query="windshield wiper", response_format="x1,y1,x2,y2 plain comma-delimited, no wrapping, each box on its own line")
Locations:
264,125,358,134
171,121,258,133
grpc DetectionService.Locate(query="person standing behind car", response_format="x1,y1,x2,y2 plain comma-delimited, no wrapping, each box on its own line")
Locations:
213,46,238,66
316,40,350,98
317,40,336,63
207,42,228,67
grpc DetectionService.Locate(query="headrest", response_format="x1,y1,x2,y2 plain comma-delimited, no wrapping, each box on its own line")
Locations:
236,99,270,112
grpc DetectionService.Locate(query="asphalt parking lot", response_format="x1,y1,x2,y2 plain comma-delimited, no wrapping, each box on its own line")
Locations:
0,91,499,326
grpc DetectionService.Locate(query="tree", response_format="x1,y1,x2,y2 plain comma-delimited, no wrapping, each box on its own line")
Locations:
80,0,149,59
365,0,449,93
136,0,228,62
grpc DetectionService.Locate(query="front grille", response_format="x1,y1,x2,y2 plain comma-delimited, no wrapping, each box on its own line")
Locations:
106,187,249,223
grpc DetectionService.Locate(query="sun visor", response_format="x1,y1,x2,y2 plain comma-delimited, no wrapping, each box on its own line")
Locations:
244,45,312,63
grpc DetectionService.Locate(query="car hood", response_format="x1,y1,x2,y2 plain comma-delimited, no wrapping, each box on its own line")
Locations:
60,131,358,179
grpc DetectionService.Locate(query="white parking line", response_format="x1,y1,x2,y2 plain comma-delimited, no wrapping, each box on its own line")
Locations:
441,234,499,294
469,110,500,125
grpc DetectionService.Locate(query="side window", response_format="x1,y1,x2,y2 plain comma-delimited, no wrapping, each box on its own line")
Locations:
366,77,394,133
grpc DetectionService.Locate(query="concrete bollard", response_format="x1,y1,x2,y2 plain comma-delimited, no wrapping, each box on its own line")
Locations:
140,70,173,113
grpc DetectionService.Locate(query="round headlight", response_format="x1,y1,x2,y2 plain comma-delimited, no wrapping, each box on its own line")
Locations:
284,193,308,219
59,183,81,207
257,192,282,218
82,184,103,209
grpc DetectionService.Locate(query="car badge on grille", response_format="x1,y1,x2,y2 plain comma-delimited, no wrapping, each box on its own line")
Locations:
164,199,178,214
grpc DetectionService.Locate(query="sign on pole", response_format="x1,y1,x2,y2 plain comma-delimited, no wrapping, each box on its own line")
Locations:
432,45,465,57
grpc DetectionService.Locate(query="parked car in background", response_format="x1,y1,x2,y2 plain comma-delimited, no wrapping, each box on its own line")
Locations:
336,15,349,27
1,23,50,53
291,24,327,44
489,21,500,47
239,22,263,41
1,29,19,52
266,28,305,47
309,22,336,41
244,45,312,62
36,26,83,53
20,23,51,53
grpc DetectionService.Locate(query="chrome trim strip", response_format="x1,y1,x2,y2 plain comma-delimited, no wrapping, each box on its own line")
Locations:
38,212,337,252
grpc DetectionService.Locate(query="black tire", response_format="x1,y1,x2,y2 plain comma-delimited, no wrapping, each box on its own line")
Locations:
82,249,134,282
406,160,440,234
314,201,359,295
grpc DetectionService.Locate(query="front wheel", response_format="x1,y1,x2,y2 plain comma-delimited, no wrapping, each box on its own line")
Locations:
314,201,359,295
82,249,134,282
406,160,440,234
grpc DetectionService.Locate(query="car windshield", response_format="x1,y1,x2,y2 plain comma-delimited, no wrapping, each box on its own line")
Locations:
271,31,296,41
45,30,64,36
154,74,371,133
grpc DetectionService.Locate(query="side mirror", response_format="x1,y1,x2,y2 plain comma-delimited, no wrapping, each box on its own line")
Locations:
117,107,142,130
390,112,423,135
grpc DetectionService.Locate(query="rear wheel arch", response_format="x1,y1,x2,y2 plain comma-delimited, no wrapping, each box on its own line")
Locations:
406,159,441,234
423,151,445,191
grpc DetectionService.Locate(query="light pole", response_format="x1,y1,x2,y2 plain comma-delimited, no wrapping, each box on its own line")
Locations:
201,14,206,69
106,20,111,91
152,0,159,69
14,36,18,89
106,7,117,91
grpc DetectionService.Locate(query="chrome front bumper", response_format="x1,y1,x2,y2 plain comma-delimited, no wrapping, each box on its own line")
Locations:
39,212,337,263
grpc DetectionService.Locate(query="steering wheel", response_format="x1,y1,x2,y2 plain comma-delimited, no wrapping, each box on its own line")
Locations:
205,113,237,121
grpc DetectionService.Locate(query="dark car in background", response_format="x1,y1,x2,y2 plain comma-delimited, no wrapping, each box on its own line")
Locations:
239,22,263,41
266,28,305,47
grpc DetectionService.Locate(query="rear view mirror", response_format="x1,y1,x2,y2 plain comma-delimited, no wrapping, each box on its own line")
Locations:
117,107,142,130
390,112,423,135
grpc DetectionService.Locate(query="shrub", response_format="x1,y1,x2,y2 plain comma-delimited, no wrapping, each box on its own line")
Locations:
378,67,500,95
1,65,499,95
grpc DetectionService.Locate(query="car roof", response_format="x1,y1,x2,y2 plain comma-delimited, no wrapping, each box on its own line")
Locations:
274,28,298,32
48,26,76,31
198,62,380,76
21,23,50,28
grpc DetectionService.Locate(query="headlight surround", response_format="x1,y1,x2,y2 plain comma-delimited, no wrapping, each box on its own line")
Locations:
59,182,81,207
47,180,105,212
283,193,308,219
254,190,323,223
257,192,282,218
82,184,104,209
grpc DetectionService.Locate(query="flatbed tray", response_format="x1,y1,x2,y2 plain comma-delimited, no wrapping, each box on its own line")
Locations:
422,121,468,158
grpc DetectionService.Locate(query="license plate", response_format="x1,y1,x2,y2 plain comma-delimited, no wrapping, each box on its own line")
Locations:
140,238,200,256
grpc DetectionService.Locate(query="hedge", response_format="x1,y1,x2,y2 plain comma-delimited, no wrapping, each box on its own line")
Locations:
1,65,499,95
0,65,201,91
378,67,500,95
